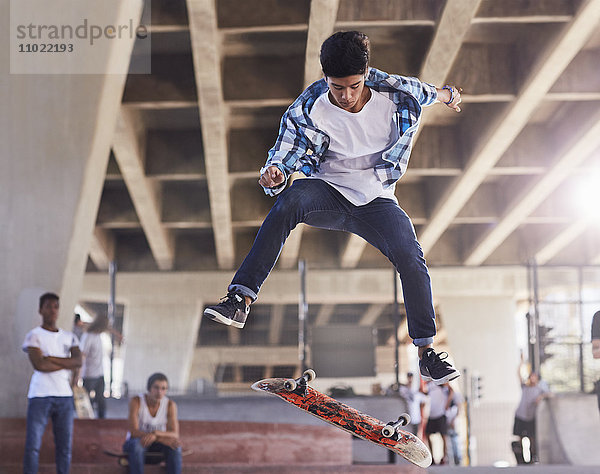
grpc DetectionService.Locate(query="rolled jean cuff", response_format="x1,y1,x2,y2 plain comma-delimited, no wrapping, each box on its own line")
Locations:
413,337,434,347
228,284,257,302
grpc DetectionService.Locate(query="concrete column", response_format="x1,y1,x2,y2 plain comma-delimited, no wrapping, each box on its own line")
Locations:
0,0,141,415
437,295,521,465
437,296,521,402
121,297,202,394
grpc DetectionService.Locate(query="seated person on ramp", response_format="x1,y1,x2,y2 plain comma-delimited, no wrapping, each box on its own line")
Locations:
204,30,461,385
123,372,182,474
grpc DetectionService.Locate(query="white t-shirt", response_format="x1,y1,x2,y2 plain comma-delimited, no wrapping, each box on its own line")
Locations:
308,88,399,206
80,332,105,379
427,382,450,419
22,326,79,398
399,385,426,425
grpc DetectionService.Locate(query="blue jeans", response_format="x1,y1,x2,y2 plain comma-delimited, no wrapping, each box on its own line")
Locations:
122,438,182,474
229,179,436,346
23,396,74,474
447,427,462,465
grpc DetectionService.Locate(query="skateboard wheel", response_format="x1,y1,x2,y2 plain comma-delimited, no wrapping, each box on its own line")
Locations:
399,413,410,426
303,369,316,382
284,379,297,391
382,425,395,438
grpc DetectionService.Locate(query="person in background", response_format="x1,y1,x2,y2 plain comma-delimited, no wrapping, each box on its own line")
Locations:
445,386,463,465
592,311,600,414
398,372,427,439
72,313,86,341
79,314,110,418
123,373,182,474
425,381,453,465
371,382,384,396
512,358,552,464
22,292,82,474
593,311,600,359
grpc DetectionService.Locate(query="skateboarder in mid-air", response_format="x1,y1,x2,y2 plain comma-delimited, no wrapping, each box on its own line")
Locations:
205,31,461,385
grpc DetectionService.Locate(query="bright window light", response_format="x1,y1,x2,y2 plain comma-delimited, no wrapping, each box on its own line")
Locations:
573,170,600,224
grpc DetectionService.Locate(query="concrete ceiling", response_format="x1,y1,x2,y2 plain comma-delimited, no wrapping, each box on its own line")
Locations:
83,0,600,388
91,0,600,277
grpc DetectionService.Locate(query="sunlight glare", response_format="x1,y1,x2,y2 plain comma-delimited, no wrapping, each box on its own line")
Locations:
573,170,600,224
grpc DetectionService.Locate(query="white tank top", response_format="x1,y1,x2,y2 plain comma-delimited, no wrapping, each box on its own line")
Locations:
137,394,169,433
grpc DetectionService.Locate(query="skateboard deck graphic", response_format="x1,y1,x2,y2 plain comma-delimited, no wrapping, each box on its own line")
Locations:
252,371,432,468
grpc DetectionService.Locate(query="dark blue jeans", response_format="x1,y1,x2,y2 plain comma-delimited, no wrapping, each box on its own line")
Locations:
229,179,436,346
23,396,74,474
122,438,182,474
83,376,105,418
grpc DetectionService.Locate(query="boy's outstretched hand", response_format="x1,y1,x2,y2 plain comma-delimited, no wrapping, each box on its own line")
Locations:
259,165,285,188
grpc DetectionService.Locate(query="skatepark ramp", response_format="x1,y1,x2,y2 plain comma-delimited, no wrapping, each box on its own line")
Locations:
537,393,600,465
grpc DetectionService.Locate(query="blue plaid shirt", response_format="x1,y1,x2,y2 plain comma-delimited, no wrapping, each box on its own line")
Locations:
260,67,438,196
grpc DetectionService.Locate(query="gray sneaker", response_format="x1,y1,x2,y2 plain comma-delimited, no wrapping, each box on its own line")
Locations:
419,348,460,385
204,293,250,329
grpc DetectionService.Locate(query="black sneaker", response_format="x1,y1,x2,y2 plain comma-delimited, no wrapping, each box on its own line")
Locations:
419,348,460,385
204,293,250,329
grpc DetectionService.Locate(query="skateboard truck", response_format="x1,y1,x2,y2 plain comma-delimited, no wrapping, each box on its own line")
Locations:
381,413,411,438
283,369,316,396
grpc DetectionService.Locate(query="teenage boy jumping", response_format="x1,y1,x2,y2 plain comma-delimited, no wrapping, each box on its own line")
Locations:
205,31,461,385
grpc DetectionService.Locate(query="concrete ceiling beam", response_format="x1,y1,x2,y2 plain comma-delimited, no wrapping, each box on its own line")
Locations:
220,24,308,35
187,0,235,269
303,0,339,89
228,326,241,345
535,218,590,265
465,110,600,265
340,234,368,269
116,90,600,113
89,228,115,271
112,109,174,270
340,0,482,269
419,0,600,255
314,303,336,326
475,0,576,19
269,304,285,345
420,0,484,86
335,20,435,28
359,303,387,326
81,266,531,306
277,0,339,270
471,16,572,24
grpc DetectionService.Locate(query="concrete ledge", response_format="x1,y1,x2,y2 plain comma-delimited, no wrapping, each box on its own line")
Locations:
0,418,352,467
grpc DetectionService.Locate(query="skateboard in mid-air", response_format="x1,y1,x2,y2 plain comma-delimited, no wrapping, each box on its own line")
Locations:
252,369,432,468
